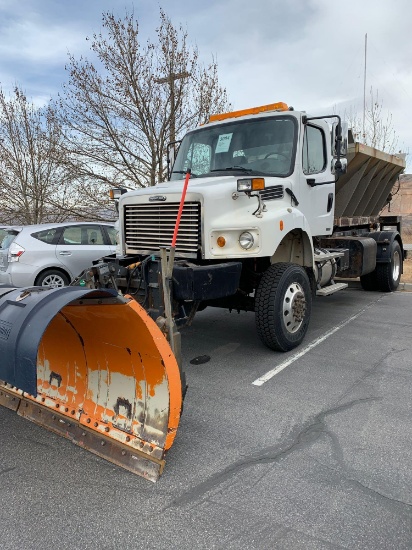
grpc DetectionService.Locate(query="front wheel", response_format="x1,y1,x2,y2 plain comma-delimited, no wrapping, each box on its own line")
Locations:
255,263,312,352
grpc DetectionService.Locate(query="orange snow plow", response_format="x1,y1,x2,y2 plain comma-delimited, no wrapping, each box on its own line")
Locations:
0,285,183,482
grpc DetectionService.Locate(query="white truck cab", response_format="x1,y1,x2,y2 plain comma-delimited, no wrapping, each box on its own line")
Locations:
115,102,404,352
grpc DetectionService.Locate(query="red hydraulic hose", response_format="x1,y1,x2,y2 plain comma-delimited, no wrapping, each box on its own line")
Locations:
171,170,191,248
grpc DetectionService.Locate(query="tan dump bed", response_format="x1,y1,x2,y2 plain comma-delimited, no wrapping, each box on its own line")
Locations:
335,142,406,219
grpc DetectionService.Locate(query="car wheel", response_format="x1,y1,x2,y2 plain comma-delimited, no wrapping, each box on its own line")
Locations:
35,270,70,288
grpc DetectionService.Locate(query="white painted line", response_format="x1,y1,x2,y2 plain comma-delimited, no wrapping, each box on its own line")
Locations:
252,304,376,387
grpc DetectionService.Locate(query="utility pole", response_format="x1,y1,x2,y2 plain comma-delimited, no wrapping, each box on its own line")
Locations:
154,71,190,143
363,33,367,143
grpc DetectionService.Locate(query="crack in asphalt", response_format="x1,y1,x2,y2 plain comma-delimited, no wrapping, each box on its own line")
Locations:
0,467,16,476
167,397,378,509
165,346,407,513
310,457,412,509
336,347,403,405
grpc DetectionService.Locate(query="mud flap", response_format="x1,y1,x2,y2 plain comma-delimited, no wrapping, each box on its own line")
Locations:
0,286,182,482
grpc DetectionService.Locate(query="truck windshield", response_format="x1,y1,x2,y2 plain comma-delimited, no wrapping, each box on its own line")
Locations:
171,116,297,180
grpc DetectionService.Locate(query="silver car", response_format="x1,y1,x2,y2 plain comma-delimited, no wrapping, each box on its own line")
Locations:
0,222,117,287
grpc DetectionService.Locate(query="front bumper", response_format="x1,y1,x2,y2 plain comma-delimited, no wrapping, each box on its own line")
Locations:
172,262,242,301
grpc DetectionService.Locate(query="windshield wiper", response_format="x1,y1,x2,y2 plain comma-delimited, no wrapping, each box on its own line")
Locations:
210,166,253,173
210,166,270,176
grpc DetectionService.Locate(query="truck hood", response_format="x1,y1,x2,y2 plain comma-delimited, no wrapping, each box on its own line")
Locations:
120,174,289,203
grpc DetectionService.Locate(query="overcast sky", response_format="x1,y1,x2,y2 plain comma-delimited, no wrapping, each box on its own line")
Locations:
0,0,411,169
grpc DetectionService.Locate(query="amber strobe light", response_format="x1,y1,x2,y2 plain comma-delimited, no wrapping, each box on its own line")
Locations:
209,102,289,122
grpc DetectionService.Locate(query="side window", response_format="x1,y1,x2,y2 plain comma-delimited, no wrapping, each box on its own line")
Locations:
61,226,82,245
303,125,326,174
60,225,104,245
84,226,104,245
105,226,117,246
31,228,59,244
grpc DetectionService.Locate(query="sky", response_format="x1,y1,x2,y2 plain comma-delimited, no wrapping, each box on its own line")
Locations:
0,0,411,169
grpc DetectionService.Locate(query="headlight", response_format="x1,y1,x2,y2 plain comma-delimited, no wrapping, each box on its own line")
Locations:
239,231,254,250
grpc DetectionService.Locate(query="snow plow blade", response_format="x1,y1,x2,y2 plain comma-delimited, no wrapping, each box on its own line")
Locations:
0,286,182,482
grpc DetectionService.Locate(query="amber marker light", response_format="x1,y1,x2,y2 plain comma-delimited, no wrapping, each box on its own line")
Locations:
109,187,126,200
237,178,265,192
217,236,226,247
280,220,284,230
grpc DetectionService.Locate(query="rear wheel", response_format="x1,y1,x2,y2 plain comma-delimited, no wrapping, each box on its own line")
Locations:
35,269,70,288
360,270,378,291
255,263,312,352
377,240,402,292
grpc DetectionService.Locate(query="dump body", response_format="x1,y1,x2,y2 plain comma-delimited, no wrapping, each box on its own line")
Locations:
335,141,405,221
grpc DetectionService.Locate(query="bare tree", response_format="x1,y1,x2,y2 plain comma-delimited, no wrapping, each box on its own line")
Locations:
343,87,401,153
57,9,231,189
0,86,88,224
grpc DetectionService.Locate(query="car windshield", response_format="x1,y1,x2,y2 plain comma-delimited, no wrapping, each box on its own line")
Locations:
170,116,297,180
0,229,18,250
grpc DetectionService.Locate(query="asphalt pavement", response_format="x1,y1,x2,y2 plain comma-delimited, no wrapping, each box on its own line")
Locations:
1,285,412,549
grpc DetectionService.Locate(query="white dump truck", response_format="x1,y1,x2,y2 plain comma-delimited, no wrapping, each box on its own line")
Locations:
0,101,405,481
114,101,406,351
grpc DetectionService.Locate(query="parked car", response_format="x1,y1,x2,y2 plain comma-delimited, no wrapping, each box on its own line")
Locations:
0,222,117,287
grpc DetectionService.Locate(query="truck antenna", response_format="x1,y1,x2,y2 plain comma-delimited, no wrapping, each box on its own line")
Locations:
363,33,367,143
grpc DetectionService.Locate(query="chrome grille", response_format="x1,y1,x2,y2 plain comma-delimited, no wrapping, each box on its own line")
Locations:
124,202,201,258
260,185,284,201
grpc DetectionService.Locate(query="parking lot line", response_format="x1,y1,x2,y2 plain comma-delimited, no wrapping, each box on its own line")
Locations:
252,301,380,387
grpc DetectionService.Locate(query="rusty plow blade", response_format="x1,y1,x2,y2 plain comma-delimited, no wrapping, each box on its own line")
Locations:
0,286,182,482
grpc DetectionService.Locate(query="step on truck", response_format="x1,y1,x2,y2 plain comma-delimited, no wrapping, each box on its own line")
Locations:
0,101,406,480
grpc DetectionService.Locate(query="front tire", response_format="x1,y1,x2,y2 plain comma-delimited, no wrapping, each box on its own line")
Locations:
255,263,312,352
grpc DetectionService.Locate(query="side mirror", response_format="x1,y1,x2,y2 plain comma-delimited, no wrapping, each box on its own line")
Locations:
331,157,347,175
331,121,348,157
167,141,181,179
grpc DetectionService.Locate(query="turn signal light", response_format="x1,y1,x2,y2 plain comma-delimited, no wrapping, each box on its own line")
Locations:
237,178,265,192
109,187,127,200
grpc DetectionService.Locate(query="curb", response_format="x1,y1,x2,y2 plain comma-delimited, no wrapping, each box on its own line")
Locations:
398,282,412,292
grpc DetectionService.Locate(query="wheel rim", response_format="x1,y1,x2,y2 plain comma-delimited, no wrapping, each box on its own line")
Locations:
282,282,306,334
392,250,401,282
41,274,66,288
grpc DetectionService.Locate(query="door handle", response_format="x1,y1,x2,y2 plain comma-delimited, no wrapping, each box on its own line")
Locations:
59,251,72,256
